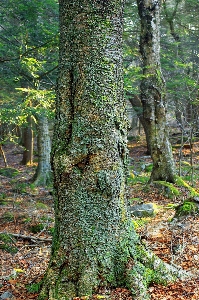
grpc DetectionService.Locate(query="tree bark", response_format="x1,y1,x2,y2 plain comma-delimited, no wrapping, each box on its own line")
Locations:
127,93,151,153
33,114,52,186
21,116,33,165
0,144,8,167
39,1,185,299
137,0,176,182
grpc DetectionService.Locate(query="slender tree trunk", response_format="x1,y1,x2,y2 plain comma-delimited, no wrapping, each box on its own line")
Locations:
0,144,8,167
137,0,176,182
39,1,186,299
127,93,151,153
21,116,33,165
33,114,52,186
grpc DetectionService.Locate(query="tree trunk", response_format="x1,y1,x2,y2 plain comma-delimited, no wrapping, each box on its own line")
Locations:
33,114,52,186
39,1,186,299
127,93,151,153
21,116,33,165
137,0,176,182
0,144,8,167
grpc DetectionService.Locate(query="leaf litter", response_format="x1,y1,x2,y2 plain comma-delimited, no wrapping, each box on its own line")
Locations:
0,141,198,299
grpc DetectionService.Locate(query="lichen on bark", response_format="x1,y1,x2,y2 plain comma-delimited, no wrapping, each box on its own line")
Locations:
137,0,176,183
39,1,187,299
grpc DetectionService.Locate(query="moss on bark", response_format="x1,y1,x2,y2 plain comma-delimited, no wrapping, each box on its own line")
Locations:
137,0,176,183
39,1,187,299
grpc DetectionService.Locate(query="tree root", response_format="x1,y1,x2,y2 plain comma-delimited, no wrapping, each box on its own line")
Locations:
38,241,192,300
126,243,192,300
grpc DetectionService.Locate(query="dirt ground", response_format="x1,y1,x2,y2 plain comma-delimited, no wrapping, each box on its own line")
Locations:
0,140,198,299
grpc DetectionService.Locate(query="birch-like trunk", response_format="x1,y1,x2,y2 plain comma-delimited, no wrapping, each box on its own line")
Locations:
21,116,33,166
137,0,176,182
33,115,52,186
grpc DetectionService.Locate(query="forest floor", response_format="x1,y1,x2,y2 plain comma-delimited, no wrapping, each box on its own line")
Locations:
0,139,198,300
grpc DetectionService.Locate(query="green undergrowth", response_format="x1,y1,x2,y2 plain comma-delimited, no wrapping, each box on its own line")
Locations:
128,173,149,185
129,197,142,204
132,218,150,230
143,176,199,200
0,193,7,205
0,233,18,254
26,282,43,293
175,176,199,197
10,180,39,194
36,202,48,210
29,223,44,233
153,180,181,198
0,167,19,178
1,211,14,221
175,200,198,216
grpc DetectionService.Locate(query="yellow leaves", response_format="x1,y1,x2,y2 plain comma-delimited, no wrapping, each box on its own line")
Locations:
129,172,135,179
13,268,25,273
187,245,198,251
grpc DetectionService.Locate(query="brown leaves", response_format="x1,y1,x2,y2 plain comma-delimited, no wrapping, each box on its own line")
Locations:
150,279,199,300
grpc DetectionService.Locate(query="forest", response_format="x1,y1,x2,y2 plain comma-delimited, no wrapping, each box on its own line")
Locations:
0,0,199,299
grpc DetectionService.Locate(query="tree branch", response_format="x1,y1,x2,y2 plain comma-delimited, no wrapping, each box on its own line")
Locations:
0,232,52,243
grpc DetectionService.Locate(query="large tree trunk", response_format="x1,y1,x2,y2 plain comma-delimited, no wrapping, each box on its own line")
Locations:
39,1,186,299
33,114,52,186
137,0,176,182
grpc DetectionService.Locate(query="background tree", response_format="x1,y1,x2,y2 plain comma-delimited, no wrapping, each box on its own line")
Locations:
0,0,58,181
161,0,199,131
39,1,184,299
136,0,176,182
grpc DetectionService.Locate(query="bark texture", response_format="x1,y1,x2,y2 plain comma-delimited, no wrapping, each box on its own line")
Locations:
21,116,33,165
137,0,176,182
33,115,52,186
127,93,151,153
39,1,185,299
0,144,8,167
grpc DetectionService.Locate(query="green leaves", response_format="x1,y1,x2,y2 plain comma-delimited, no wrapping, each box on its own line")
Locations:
0,0,58,135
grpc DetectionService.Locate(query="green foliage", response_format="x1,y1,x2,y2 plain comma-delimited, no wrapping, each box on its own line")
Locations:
144,164,153,173
29,223,44,233
166,203,179,209
36,202,48,210
0,0,58,144
0,193,7,205
23,217,31,223
26,282,43,293
0,233,18,254
128,174,150,185
154,180,181,198
48,227,55,235
175,176,199,197
12,182,27,194
0,168,19,178
175,201,198,216
129,197,142,204
2,211,14,222
132,218,150,230
40,216,54,222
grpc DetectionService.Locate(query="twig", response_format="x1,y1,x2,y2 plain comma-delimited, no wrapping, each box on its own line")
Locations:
0,232,52,243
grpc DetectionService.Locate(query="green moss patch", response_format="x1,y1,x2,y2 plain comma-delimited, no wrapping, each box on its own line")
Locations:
175,200,198,216
0,167,19,178
0,233,18,254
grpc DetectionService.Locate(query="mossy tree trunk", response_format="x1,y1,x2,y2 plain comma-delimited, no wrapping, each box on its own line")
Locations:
39,1,185,299
137,0,176,182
